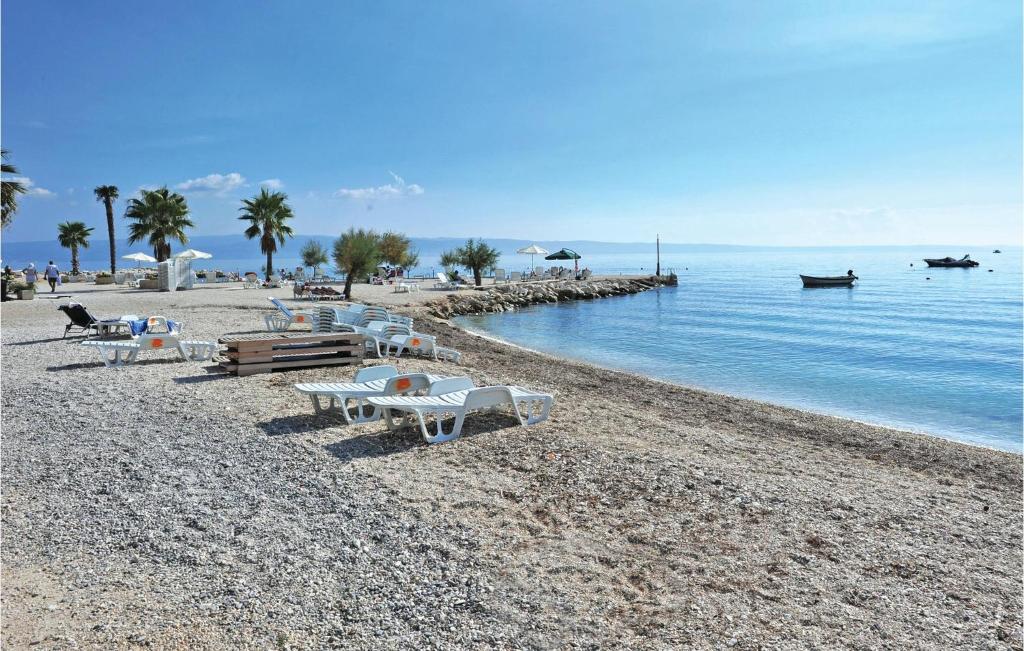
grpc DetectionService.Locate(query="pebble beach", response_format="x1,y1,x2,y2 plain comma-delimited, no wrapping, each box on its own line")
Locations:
2,281,1021,649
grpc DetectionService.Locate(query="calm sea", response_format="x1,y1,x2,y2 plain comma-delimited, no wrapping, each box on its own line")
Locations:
456,248,1023,452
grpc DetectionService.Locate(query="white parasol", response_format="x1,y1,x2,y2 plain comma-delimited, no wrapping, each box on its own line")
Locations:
516,244,550,270
122,252,157,268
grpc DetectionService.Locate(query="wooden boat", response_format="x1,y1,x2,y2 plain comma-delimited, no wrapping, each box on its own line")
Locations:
923,255,979,268
800,273,857,288
993,249,1002,253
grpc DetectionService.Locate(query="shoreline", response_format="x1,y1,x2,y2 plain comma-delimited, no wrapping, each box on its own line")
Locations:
2,283,1021,647
453,317,1021,455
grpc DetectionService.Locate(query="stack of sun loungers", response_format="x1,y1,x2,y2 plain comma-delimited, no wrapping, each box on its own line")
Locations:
264,299,462,363
294,365,553,443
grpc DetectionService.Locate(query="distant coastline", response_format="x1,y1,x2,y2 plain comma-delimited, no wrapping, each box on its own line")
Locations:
2,235,1016,277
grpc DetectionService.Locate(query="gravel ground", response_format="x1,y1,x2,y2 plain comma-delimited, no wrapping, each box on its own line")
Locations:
2,284,1021,649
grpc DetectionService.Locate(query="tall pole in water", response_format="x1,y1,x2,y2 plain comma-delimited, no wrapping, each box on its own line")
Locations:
656,234,661,276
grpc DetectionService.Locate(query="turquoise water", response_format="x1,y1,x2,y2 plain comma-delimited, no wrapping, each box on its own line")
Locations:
457,248,1023,452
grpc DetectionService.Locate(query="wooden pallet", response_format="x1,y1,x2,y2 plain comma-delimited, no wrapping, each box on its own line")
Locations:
217,332,364,376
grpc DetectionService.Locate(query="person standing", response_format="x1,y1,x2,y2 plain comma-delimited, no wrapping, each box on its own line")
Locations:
43,260,60,292
23,263,38,288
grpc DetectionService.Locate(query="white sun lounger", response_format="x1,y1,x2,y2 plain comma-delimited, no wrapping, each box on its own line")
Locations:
265,297,317,331
387,334,461,363
293,365,455,424
367,378,554,443
81,333,218,367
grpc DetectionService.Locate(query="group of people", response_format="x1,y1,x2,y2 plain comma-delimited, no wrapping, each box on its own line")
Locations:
370,265,407,285
2,261,63,300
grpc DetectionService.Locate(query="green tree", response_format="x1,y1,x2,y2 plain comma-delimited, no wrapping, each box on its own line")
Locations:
1,149,27,229
379,231,411,265
239,188,295,281
380,230,420,275
439,238,501,286
57,220,94,275
300,240,329,277
400,249,420,273
332,228,381,300
124,187,193,262
94,185,120,273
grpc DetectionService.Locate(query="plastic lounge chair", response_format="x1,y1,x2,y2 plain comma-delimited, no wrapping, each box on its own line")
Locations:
346,321,415,357
387,334,461,363
265,297,317,331
434,272,462,290
293,365,457,423
81,337,217,367
367,378,554,444
58,303,135,339
82,316,217,367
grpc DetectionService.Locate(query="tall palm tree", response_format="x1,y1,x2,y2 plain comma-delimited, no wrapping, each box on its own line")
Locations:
1,149,27,229
57,221,94,275
124,187,193,262
239,188,295,281
332,228,381,300
94,185,120,273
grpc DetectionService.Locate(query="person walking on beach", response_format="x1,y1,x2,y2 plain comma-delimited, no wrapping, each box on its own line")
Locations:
43,260,61,292
23,263,38,288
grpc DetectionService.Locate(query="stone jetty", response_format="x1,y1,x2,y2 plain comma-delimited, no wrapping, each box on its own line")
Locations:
429,275,676,318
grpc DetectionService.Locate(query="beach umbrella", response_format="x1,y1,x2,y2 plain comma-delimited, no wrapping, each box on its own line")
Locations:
544,247,582,273
122,252,157,268
516,244,549,270
173,249,213,260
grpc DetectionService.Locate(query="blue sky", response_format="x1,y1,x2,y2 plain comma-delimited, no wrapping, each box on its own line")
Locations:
2,0,1020,245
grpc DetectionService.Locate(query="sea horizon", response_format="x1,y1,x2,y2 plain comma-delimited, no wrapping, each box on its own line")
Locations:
1,235,1017,277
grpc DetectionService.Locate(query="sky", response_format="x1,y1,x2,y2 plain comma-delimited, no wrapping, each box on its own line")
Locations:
1,0,1021,246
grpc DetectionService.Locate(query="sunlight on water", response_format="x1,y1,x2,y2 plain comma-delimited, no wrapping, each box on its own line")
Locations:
457,248,1023,452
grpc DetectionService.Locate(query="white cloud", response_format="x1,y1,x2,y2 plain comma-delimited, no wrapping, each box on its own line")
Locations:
175,172,246,195
259,178,284,190
334,171,424,200
6,176,55,197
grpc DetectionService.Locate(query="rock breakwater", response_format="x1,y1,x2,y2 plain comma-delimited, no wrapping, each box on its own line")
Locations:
429,275,675,318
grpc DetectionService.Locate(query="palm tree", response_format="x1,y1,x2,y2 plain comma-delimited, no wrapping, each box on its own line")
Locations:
94,185,120,273
300,240,329,277
57,221,94,275
440,238,501,286
1,149,27,229
239,188,295,281
332,228,381,300
124,187,193,261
